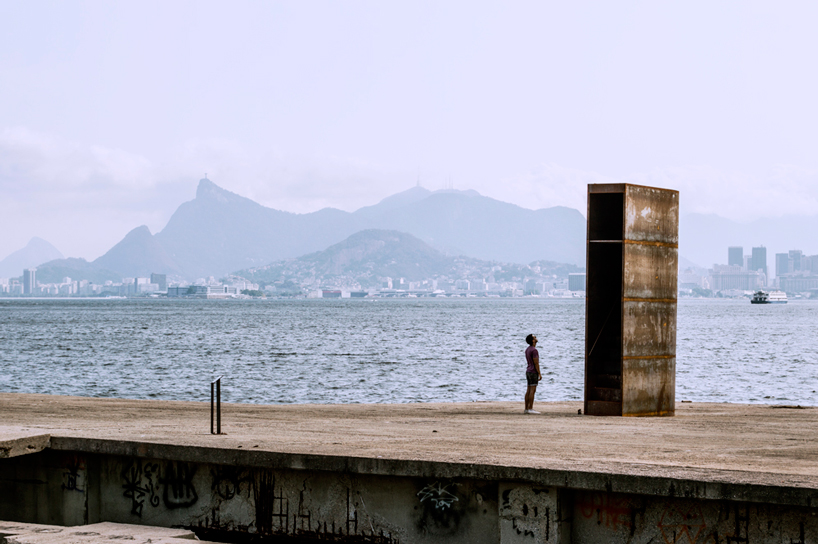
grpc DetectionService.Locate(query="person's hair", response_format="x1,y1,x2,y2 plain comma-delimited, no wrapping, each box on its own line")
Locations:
525,334,534,346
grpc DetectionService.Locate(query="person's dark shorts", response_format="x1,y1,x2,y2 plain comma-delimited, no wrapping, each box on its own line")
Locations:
526,372,539,386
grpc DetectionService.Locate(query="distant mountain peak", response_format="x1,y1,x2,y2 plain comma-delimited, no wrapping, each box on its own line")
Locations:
93,224,182,277
116,225,152,242
0,237,64,277
196,177,261,207
431,188,481,197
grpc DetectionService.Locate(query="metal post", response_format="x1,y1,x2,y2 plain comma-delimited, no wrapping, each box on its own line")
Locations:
211,376,223,435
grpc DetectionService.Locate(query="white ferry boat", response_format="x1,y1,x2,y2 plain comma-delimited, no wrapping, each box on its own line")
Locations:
750,290,788,304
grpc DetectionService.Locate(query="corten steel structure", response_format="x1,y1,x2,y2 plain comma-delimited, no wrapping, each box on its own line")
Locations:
584,183,679,417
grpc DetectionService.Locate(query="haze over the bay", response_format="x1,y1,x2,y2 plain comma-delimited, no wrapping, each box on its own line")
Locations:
2,1,818,260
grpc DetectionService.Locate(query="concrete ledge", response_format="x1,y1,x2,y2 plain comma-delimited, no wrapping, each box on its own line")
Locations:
0,521,205,543
50,436,818,509
0,432,51,459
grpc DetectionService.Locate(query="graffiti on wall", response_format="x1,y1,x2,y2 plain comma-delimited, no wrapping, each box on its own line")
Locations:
115,458,398,543
161,461,198,509
658,503,706,544
211,465,252,501
416,481,463,536
121,460,198,516
61,456,85,493
417,482,459,510
578,492,632,531
121,460,161,517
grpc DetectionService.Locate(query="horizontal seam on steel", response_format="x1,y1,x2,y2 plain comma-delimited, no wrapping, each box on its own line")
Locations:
622,298,678,303
622,355,675,360
623,239,679,248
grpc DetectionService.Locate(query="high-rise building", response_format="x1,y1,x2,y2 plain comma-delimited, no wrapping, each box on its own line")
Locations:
789,250,803,272
22,269,36,295
775,253,790,277
568,273,586,292
751,246,767,279
150,273,167,291
728,246,743,267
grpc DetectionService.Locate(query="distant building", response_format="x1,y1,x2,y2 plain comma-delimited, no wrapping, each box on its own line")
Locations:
150,273,167,291
166,285,237,298
322,290,342,298
789,250,803,272
728,246,743,267
524,279,539,292
709,265,763,291
775,253,790,277
568,273,586,292
751,246,767,280
780,276,818,292
22,269,36,295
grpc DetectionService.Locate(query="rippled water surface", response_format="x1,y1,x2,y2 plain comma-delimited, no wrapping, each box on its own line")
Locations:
0,298,816,405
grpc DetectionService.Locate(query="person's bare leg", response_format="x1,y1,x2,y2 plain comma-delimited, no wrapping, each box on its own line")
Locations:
525,385,537,411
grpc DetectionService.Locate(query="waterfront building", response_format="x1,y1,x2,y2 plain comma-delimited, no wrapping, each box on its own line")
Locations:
709,265,763,291
150,273,167,291
728,246,743,267
751,246,767,279
779,275,818,292
22,269,36,295
789,250,803,272
568,273,586,292
776,253,790,277
455,279,470,290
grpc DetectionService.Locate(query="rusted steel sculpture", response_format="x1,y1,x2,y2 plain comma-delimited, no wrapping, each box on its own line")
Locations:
584,184,679,417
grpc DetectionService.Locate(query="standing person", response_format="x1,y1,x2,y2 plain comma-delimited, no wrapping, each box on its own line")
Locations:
524,334,542,414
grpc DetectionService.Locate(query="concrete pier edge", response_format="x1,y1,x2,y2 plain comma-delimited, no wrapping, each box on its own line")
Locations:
49,436,818,509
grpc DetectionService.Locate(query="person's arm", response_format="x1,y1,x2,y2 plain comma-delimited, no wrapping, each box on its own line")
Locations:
534,355,542,381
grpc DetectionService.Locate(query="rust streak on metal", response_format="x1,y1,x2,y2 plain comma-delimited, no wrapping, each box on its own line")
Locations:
623,240,678,248
622,355,675,360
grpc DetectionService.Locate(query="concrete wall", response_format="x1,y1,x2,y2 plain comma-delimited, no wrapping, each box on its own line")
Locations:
2,449,817,543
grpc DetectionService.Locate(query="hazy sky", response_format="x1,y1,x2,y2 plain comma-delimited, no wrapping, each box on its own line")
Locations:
2,1,818,260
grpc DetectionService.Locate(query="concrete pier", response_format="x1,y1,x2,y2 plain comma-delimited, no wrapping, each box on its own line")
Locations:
1,394,817,543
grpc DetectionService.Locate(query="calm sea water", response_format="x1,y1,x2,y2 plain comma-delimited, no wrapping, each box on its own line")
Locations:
0,298,816,406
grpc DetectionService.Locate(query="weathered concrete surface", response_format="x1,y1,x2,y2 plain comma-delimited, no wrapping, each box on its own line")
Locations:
0,520,204,543
0,429,51,459
1,394,817,507
623,184,679,245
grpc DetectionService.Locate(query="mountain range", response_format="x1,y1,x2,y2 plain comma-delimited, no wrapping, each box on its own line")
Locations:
236,229,584,289
20,179,587,280
3,178,817,282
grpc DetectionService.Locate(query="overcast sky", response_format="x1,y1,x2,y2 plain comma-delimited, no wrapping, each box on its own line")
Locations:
2,1,818,260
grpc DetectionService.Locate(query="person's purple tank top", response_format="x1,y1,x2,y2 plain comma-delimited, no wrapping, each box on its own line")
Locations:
525,346,538,373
